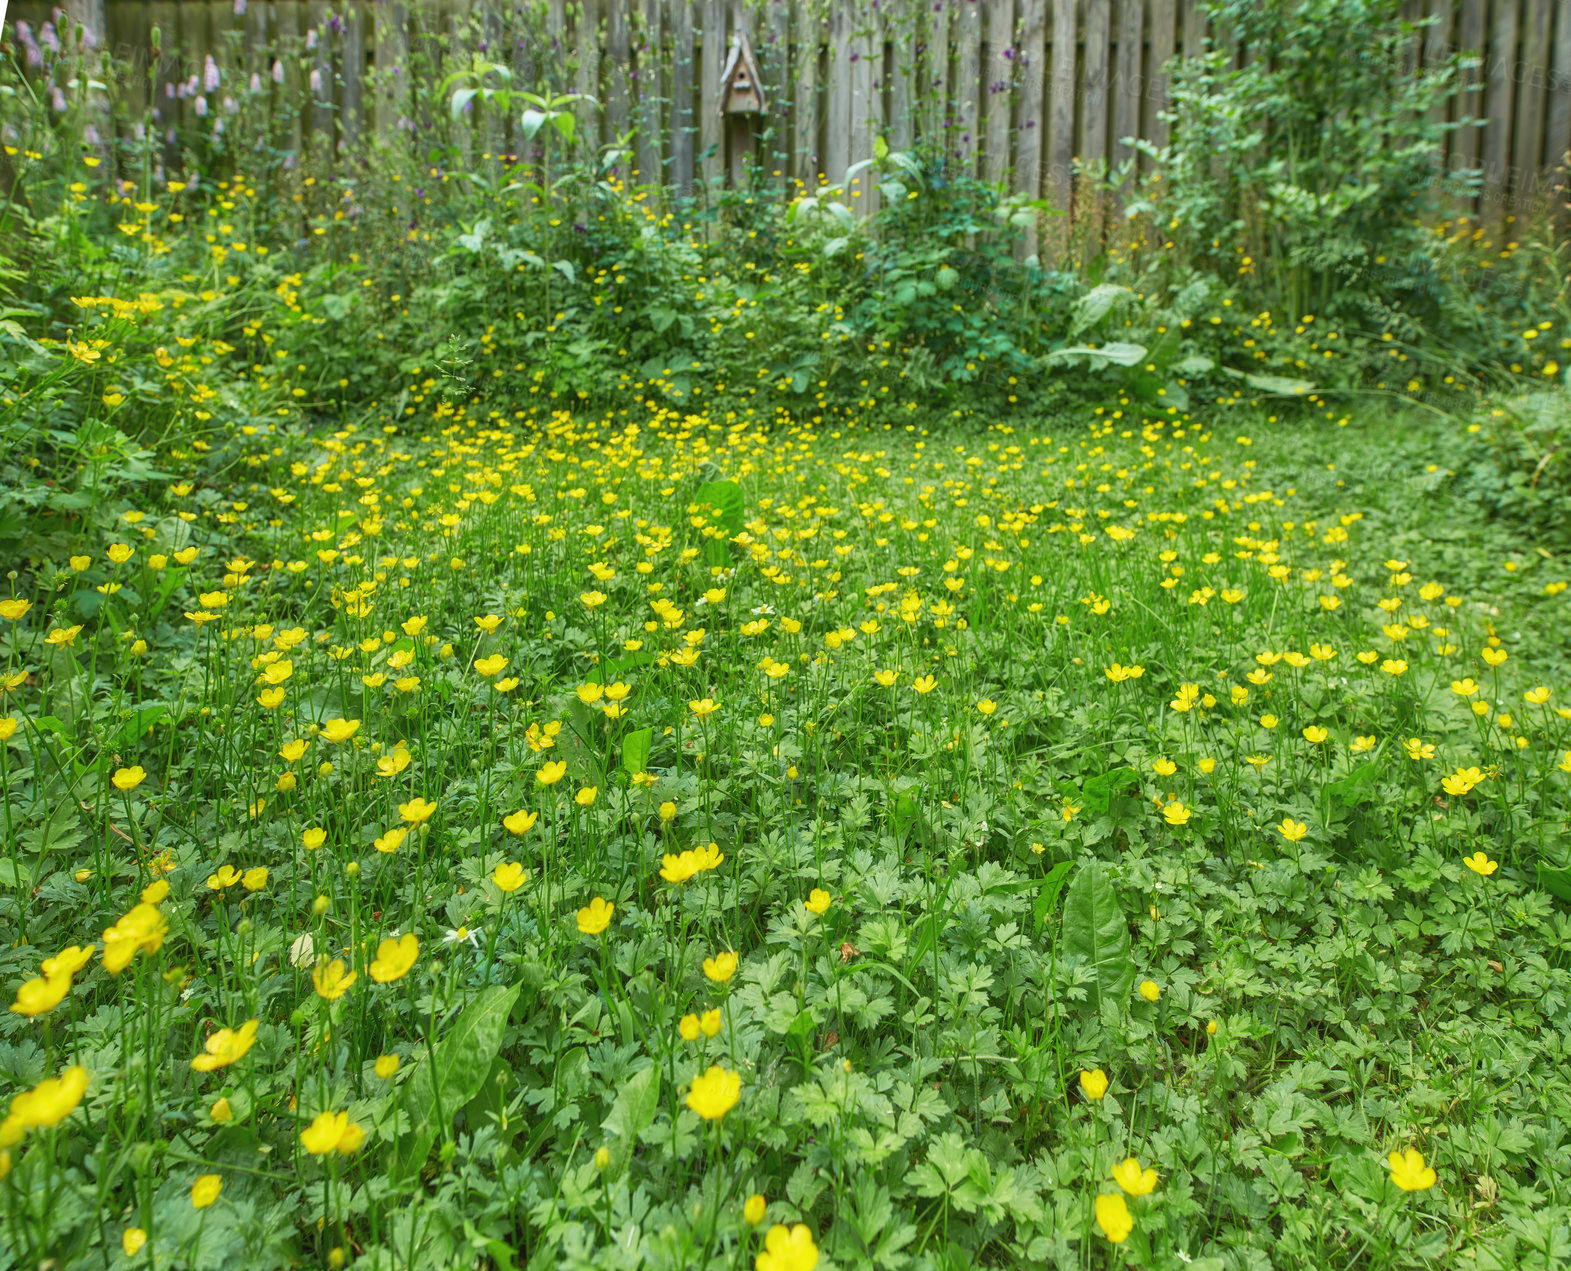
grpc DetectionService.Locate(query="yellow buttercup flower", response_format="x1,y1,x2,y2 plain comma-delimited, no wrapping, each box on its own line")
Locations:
577,896,614,935
493,862,528,892
1387,1148,1437,1191
1138,980,1161,1003
190,1174,222,1208
1079,1068,1109,1100
504,809,539,834
703,951,739,983
756,1223,818,1271
2,1065,88,1139
537,760,567,786
301,1110,366,1156
574,785,598,808
369,933,419,983
111,765,147,791
1111,1156,1158,1195
1463,851,1498,876
320,718,361,743
313,958,357,1001
685,1065,741,1120
1094,1192,1133,1243
804,888,831,916
399,796,438,824
744,1193,767,1225
191,1019,259,1072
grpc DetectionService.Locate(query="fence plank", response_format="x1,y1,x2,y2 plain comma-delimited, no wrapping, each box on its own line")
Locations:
889,0,915,151
1016,0,1046,253
826,1,851,183
1456,0,1484,178
955,0,981,175
1111,0,1141,183
1549,0,1571,178
634,0,664,181
984,0,1015,186
791,0,820,186
1514,0,1551,197
851,0,876,211
340,3,365,145
1147,0,1174,153
1047,0,1074,235
607,0,632,145
766,0,790,182
1423,0,1453,143
927,0,951,151
670,0,694,191
1180,0,1204,59
1482,0,1515,197
1081,0,1109,177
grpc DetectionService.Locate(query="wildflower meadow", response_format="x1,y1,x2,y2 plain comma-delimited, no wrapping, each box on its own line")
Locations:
5,0,1571,1267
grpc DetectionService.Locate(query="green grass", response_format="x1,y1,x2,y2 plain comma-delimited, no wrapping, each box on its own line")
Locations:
2,399,1570,1271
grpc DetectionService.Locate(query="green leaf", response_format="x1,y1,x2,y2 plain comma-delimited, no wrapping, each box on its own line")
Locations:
1042,342,1148,369
1061,861,1135,1016
1537,865,1571,904
1323,762,1381,811
1079,768,1139,817
1033,861,1075,934
601,1063,659,1177
693,480,744,534
395,982,521,1180
621,727,652,775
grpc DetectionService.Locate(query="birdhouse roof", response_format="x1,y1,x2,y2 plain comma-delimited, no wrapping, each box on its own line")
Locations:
717,31,766,115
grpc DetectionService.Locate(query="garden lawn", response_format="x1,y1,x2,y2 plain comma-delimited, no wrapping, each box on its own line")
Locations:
2,401,1570,1271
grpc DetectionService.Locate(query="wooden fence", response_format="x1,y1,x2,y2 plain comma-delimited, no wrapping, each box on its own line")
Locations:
11,0,1571,225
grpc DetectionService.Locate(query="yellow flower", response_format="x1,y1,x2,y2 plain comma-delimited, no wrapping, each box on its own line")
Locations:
2,1065,88,1140
210,1097,233,1123
700,1008,722,1037
111,765,147,791
0,718,17,744
9,971,72,1017
493,862,528,893
474,654,508,677
689,697,719,718
1277,819,1307,842
1094,1192,1134,1243
574,785,598,808
679,1012,701,1042
1482,647,1508,668
661,852,698,884
504,809,539,834
303,827,327,850
1162,800,1191,826
1111,1157,1159,1196
873,669,897,687
1138,980,1160,1003
242,866,268,891
0,599,32,622
804,888,831,916
320,718,361,743
911,674,937,694
659,801,677,823
1387,1148,1437,1191
313,958,357,1001
301,1110,365,1156
744,1193,767,1225
537,760,567,786
191,1174,222,1209
1302,726,1329,744
375,1054,400,1080
369,933,419,983
577,897,614,935
399,796,438,824
703,951,739,983
101,903,167,973
756,1223,818,1271
41,945,93,979
976,698,997,715
686,1065,741,1120
191,1019,259,1072
374,827,408,854
1079,1068,1109,1100
576,682,605,705
1463,851,1498,876
123,1228,148,1256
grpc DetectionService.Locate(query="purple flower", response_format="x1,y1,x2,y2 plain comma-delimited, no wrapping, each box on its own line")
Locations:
195,96,208,117
272,59,284,84
234,0,246,13
250,71,262,92
310,67,322,93
306,27,318,50
204,55,220,91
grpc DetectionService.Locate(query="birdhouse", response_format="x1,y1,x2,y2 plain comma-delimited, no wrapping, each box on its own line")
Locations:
717,32,766,116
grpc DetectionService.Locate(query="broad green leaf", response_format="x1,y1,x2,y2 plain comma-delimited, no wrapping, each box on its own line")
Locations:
1042,342,1148,369
601,1063,659,1177
395,982,521,1180
1033,861,1075,934
1537,865,1571,904
1080,767,1139,817
621,727,652,775
1061,861,1135,1016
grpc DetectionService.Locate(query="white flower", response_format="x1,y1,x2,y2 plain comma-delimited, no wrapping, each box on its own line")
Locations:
443,926,481,948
